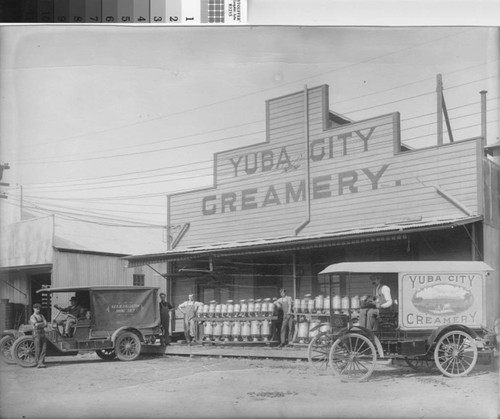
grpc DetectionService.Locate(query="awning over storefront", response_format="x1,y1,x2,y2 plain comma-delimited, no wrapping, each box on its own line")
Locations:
124,215,482,267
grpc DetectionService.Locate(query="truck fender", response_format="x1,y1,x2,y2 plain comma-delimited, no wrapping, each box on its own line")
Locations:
345,326,384,358
426,324,478,349
111,327,145,344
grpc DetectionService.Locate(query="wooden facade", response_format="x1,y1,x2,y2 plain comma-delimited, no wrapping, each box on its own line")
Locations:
168,85,483,250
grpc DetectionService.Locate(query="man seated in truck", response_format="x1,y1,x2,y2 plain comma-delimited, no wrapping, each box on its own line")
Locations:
54,297,86,337
359,275,393,331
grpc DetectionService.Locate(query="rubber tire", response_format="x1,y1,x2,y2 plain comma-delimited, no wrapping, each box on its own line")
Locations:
307,332,333,371
11,336,37,368
434,330,477,377
96,349,117,361
329,333,377,382
0,335,17,364
115,332,142,362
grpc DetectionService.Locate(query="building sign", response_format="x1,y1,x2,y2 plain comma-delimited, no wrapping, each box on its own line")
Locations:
399,272,484,329
167,84,481,249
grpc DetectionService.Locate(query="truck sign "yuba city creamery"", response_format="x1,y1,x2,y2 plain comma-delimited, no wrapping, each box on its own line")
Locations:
400,272,484,330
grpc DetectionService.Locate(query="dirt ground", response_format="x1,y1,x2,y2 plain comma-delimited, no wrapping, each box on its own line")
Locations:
0,352,498,419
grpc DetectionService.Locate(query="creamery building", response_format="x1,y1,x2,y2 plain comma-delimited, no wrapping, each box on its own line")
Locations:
125,84,500,333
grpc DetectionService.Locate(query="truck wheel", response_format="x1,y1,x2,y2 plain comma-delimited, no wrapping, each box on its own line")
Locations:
0,335,16,364
96,349,116,361
434,330,477,377
329,333,377,382
115,332,142,361
11,336,37,368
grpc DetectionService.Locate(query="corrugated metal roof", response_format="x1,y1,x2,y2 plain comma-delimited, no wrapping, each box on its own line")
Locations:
125,215,482,266
319,261,493,274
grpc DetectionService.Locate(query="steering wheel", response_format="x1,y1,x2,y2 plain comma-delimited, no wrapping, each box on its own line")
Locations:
52,307,63,329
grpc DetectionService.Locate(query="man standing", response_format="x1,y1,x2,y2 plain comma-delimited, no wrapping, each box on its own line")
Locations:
359,275,393,331
178,294,203,344
275,289,294,348
159,293,173,345
30,303,47,368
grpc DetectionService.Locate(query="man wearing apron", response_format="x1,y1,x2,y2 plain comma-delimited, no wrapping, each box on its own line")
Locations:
359,275,393,331
275,289,294,347
178,294,202,344
30,303,47,368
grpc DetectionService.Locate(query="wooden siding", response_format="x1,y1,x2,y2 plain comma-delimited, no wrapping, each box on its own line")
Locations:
0,216,54,267
0,270,30,304
169,85,481,249
52,251,165,289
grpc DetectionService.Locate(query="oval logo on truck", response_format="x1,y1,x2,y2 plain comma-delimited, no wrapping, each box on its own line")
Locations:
412,284,474,315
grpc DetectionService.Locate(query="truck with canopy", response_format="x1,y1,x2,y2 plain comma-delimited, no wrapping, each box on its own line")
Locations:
307,261,496,381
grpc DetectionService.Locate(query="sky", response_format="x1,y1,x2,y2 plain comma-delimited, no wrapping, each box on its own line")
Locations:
0,25,498,229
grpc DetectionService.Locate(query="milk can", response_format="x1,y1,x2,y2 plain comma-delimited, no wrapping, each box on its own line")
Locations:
222,321,232,341
213,321,222,340
240,300,248,317
266,298,275,316
209,300,217,317
251,320,261,342
202,304,210,318
351,295,360,313
315,295,324,313
307,297,315,314
215,304,222,318
203,321,213,340
248,299,255,316
233,301,241,317
300,295,310,313
261,319,271,342
324,296,330,314
332,295,341,313
297,318,309,344
241,321,251,341
294,298,302,313
220,303,227,317
260,299,268,316
232,321,242,341
254,299,262,316
226,300,234,317
309,319,321,340
341,296,350,314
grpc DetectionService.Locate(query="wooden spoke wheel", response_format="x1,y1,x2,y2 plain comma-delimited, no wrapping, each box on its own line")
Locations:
0,335,16,364
115,332,142,362
329,333,377,382
96,348,116,361
11,336,37,368
307,332,333,371
434,330,477,377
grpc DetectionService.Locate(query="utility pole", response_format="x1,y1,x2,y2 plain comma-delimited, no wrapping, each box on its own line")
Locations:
0,162,10,199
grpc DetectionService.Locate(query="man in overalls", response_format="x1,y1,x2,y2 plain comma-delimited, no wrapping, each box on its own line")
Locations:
30,303,47,368
359,275,393,331
178,294,202,344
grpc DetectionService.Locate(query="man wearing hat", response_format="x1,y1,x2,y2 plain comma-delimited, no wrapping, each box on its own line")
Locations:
54,296,83,337
30,303,47,368
359,275,393,331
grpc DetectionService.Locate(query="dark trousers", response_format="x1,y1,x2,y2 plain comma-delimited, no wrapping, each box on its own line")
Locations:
359,308,379,331
280,315,294,344
34,332,46,366
161,320,170,345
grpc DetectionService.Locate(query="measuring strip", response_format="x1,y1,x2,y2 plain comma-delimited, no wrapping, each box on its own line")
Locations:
3,0,247,24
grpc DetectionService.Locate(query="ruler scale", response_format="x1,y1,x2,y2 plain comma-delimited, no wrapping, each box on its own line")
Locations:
1,0,246,23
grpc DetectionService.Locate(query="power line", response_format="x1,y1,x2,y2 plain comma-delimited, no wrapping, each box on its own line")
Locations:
14,28,482,158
